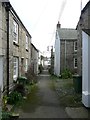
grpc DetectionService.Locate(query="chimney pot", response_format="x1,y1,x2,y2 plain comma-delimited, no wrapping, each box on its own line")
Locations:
57,21,61,29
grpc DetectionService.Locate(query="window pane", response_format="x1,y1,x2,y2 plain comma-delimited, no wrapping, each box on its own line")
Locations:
26,35,28,49
74,58,77,68
25,59,28,71
13,57,18,80
74,41,77,51
13,20,18,43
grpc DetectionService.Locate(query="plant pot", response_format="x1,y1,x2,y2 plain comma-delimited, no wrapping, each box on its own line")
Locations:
9,113,19,120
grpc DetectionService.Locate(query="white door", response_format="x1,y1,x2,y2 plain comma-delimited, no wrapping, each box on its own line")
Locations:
0,56,3,92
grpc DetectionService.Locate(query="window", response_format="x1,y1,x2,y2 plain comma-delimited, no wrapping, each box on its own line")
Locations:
13,57,18,81
74,41,77,52
25,58,28,71
74,58,77,68
13,20,18,43
26,35,28,50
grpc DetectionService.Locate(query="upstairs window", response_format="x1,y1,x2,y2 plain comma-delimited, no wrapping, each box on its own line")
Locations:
74,58,77,68
74,41,77,52
13,20,18,43
26,35,28,50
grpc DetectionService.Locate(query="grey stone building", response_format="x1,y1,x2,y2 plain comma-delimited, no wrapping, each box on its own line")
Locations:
50,47,54,75
0,2,32,95
76,1,90,107
31,43,39,75
54,22,78,76
77,1,90,76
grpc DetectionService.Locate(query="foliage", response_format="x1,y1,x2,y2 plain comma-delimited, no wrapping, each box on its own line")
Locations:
17,76,28,85
40,55,44,61
51,77,82,107
26,65,37,84
2,111,19,120
2,96,8,111
38,64,43,73
15,84,25,96
48,66,54,75
2,111,11,120
61,69,72,79
7,91,22,105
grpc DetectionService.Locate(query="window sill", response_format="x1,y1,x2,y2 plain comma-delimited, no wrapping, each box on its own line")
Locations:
74,67,77,69
13,41,19,47
13,76,17,81
74,50,77,53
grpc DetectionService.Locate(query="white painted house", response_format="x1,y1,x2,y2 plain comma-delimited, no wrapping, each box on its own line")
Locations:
54,22,60,76
82,31,90,107
76,1,90,107
54,22,77,76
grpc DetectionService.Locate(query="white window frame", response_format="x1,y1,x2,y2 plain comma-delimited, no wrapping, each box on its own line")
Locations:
26,35,28,50
74,41,77,52
13,57,18,81
74,58,77,68
13,20,18,43
25,58,28,72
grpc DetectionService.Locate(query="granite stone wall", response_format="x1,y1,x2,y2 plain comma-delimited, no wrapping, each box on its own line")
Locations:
77,1,90,76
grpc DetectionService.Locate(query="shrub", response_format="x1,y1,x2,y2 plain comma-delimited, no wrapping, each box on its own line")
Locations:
2,96,8,110
17,76,28,85
2,111,11,120
38,64,43,73
26,65,37,84
61,69,72,79
7,91,22,105
15,84,25,96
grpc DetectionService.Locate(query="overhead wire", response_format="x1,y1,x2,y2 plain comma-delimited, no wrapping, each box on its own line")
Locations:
31,0,49,33
47,0,67,50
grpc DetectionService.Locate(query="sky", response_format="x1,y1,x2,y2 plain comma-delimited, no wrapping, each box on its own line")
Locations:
9,0,89,55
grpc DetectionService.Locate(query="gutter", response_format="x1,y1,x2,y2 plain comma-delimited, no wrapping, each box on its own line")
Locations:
4,2,11,95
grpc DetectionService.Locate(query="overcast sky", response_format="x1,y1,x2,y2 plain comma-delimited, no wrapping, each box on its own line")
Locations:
9,0,89,54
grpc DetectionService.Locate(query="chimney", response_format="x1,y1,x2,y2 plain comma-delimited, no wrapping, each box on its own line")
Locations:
57,21,61,29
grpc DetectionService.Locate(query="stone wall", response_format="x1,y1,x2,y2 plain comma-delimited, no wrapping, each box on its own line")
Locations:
8,10,31,90
50,48,54,74
0,2,32,93
77,1,90,76
31,44,39,75
60,39,77,74
0,3,7,92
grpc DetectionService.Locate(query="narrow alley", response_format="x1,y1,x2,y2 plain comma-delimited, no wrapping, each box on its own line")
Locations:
17,70,69,118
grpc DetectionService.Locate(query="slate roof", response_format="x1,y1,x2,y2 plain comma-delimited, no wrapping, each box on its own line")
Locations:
57,28,77,40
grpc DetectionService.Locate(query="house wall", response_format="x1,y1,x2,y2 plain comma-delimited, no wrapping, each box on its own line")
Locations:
0,3,7,92
77,1,90,107
0,3,31,93
77,2,90,75
8,10,31,90
54,31,60,76
31,44,38,75
60,39,77,74
50,48,54,74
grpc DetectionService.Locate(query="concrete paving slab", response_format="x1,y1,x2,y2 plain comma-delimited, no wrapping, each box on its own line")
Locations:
65,107,89,118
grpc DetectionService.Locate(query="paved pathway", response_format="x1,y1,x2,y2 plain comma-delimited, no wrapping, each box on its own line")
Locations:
18,70,69,118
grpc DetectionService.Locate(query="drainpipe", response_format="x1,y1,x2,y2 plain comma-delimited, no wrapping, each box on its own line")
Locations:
5,3,11,95
65,40,66,69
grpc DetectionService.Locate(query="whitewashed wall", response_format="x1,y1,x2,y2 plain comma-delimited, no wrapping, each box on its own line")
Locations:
82,31,90,107
54,31,60,76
